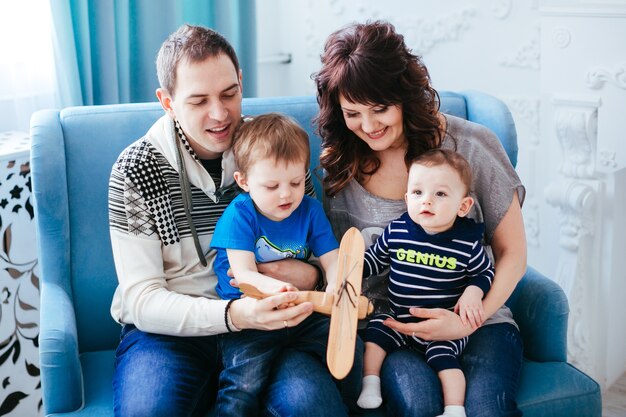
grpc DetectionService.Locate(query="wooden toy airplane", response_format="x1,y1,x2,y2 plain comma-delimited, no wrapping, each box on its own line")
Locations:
239,227,372,380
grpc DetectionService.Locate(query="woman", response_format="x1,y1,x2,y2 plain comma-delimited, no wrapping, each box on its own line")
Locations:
314,20,526,417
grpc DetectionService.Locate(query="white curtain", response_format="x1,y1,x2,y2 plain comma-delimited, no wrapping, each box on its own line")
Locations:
0,1,58,133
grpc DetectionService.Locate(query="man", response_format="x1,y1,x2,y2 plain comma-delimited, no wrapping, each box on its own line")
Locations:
108,24,359,416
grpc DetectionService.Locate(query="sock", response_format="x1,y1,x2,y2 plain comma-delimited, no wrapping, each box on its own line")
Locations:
437,405,466,417
357,375,382,409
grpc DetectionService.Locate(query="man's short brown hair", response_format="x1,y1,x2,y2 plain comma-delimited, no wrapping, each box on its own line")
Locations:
156,24,240,97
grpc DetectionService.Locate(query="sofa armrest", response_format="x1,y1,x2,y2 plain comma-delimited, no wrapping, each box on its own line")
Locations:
505,266,568,362
31,109,84,413
39,283,84,414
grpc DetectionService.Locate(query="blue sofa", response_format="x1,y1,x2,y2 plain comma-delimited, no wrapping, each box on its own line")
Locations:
30,91,601,416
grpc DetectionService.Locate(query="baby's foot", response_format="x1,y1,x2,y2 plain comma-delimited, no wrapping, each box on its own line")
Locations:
357,375,382,409
437,405,466,417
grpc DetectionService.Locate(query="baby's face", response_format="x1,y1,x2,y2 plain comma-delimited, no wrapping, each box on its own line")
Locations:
239,158,307,222
405,163,471,234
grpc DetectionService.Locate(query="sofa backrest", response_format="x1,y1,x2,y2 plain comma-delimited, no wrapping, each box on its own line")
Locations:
30,92,517,353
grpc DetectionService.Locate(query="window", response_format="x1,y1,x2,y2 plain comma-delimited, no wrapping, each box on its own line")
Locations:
0,1,58,132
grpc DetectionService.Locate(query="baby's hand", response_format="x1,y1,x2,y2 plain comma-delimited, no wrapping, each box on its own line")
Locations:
454,286,485,329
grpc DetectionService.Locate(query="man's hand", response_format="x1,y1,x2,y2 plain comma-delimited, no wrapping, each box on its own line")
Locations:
229,293,314,331
228,259,319,290
257,259,319,290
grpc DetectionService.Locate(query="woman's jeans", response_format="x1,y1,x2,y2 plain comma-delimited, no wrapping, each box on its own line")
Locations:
381,322,523,417
217,313,362,417
112,318,363,417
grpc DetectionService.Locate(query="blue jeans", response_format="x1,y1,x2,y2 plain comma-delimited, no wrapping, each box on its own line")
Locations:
112,324,219,417
217,313,363,417
380,322,523,417
113,319,363,417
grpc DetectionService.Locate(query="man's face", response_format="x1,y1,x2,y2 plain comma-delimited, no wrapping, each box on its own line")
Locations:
157,53,243,159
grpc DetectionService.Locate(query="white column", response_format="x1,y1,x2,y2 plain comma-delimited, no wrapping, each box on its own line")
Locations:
541,2,626,388
545,98,604,383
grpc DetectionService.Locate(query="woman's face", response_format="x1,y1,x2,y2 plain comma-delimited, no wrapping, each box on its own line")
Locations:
338,95,405,152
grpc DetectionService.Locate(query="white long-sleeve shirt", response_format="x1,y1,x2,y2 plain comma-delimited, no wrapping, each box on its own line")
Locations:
108,115,237,336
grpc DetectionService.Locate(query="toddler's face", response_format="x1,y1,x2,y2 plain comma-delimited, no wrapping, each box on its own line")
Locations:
405,163,472,234
237,158,307,222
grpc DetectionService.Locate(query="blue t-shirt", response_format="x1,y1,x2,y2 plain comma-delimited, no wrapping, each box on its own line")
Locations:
212,193,338,299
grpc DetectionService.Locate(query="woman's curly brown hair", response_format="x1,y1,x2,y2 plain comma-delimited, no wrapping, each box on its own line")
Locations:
313,20,442,196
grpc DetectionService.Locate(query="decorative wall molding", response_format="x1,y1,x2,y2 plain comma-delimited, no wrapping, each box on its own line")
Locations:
598,149,618,169
507,96,541,248
552,101,600,179
506,96,541,145
545,94,606,382
545,178,601,379
586,62,626,90
552,27,572,49
396,8,477,54
490,0,513,19
545,179,596,251
500,23,540,69
304,0,383,59
564,226,595,375
541,6,626,18
523,197,540,248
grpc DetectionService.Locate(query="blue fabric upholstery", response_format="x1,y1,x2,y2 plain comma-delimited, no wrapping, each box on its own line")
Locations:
31,92,600,416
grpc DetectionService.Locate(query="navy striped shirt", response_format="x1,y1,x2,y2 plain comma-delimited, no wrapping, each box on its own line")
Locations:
363,212,493,321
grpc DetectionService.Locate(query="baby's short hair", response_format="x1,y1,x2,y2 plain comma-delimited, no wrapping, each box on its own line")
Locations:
233,113,310,174
409,149,473,195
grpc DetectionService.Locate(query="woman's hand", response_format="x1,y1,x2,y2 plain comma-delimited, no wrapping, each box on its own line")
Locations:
228,292,314,331
383,307,474,341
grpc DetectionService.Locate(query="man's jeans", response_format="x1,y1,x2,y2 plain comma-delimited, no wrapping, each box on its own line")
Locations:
217,313,362,417
112,324,220,417
112,317,363,417
381,322,523,417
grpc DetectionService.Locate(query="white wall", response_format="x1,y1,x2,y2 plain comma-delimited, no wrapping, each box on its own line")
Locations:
257,0,626,389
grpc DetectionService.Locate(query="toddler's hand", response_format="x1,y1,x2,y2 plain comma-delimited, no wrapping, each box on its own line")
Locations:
272,283,298,309
454,286,485,329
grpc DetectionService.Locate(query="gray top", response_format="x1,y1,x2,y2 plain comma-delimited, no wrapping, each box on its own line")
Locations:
324,115,525,327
